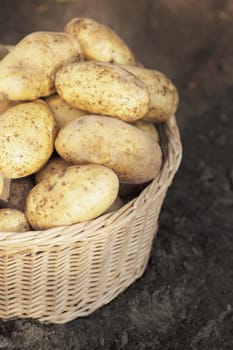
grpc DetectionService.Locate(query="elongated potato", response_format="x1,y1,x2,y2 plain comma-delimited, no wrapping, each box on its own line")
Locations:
55,61,149,122
0,31,82,101
25,164,119,229
35,154,69,184
55,115,162,184
64,17,136,65
0,100,56,178
132,120,160,142
121,65,179,122
46,94,88,130
0,208,30,232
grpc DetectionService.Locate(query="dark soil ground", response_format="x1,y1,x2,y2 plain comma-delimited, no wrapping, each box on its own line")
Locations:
0,0,233,349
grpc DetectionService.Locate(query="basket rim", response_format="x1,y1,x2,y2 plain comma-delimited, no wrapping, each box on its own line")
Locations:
0,115,182,248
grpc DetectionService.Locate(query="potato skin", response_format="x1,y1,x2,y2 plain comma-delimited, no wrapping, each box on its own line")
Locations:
0,208,30,232
64,17,136,65
132,120,160,142
35,155,69,184
25,164,119,230
55,61,149,122
121,65,179,122
46,94,88,130
0,31,82,101
55,115,162,184
0,100,56,178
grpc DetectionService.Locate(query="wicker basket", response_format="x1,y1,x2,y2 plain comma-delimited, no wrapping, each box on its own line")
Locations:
0,115,182,324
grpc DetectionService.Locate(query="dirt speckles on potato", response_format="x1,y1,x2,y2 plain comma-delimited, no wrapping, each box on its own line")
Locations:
0,31,82,101
121,65,179,122
0,208,30,232
55,115,162,184
55,61,149,122
25,164,119,229
35,155,69,183
0,100,56,178
64,17,136,65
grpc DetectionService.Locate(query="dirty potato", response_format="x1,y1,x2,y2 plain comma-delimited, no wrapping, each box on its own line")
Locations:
0,208,30,232
25,164,119,229
35,154,69,183
46,94,88,130
64,17,136,65
55,61,149,122
121,65,179,122
0,100,56,178
0,31,82,101
55,115,162,184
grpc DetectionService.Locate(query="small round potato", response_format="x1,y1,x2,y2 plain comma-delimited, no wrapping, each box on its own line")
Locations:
121,65,179,122
132,120,160,142
0,208,30,232
0,31,82,101
46,94,89,130
0,100,56,178
35,155,69,184
55,115,162,184
64,17,136,65
55,61,149,122
25,164,119,230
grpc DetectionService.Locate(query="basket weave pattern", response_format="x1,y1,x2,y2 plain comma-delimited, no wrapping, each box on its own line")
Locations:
0,116,182,323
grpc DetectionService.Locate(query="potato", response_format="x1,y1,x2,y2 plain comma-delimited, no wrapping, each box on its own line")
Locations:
0,100,56,178
55,115,162,184
64,17,136,65
132,120,160,142
25,164,119,229
0,208,30,232
55,61,149,122
35,154,69,184
0,31,82,101
46,94,88,130
121,65,179,122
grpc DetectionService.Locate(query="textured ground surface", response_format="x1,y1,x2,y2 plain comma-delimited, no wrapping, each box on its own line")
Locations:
0,0,233,349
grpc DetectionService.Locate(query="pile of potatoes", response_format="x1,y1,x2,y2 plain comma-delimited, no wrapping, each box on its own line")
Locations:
0,17,179,232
